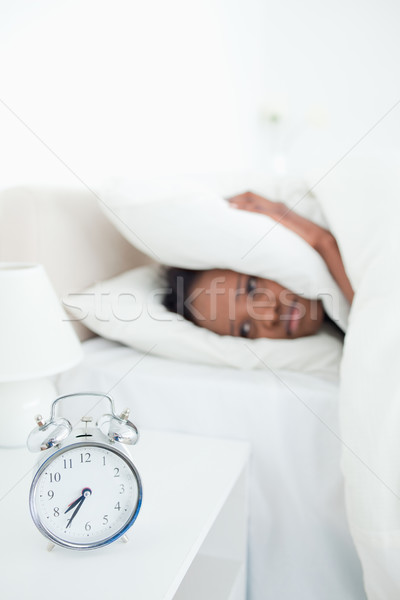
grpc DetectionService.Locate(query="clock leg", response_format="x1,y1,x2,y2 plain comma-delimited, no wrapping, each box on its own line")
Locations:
47,542,55,552
121,535,129,544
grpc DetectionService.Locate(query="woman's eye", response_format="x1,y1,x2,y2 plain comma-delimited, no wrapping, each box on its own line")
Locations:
247,276,258,294
240,321,251,338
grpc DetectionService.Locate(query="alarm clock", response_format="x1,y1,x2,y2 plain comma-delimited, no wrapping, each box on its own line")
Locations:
27,392,142,551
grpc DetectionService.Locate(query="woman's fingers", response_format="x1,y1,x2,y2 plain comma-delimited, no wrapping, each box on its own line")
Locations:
229,193,287,221
228,197,265,213
228,193,253,204
228,194,257,209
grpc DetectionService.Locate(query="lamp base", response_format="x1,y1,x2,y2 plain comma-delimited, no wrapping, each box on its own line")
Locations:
0,379,57,448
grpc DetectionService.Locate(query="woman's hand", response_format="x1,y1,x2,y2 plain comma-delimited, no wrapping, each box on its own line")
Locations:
228,191,286,220
228,191,327,251
228,191,354,304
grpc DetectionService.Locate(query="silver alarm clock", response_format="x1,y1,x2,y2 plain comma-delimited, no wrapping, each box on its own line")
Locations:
27,392,142,551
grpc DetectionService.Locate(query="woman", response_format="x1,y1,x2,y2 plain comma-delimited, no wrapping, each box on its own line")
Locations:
163,191,354,339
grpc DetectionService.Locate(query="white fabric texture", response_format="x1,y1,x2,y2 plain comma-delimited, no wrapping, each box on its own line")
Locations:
311,157,400,599
58,337,366,600
98,174,350,331
63,264,344,379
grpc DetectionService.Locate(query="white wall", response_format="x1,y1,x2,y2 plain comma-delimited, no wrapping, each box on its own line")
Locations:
253,0,400,174
0,0,398,189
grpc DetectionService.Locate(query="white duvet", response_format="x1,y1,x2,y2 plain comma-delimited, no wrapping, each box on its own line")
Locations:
314,156,400,599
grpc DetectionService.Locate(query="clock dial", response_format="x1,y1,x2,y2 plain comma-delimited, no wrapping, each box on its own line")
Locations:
30,442,142,549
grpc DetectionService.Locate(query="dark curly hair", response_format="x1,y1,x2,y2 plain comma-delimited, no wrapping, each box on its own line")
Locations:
162,266,203,323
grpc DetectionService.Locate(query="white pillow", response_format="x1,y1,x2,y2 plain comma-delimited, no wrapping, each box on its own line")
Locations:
63,265,343,379
98,174,349,330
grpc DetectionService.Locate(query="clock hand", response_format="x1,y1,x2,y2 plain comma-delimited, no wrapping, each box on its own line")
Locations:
65,487,93,514
66,497,85,528
65,488,92,528
65,495,84,514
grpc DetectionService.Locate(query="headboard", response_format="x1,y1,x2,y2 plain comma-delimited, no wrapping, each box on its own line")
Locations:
0,185,153,340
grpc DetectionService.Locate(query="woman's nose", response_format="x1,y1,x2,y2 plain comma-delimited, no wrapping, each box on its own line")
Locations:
256,305,280,328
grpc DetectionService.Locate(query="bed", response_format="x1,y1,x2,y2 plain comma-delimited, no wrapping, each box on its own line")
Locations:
0,182,367,599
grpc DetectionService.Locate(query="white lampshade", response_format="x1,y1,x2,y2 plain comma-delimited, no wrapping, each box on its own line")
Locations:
0,263,83,447
0,263,83,382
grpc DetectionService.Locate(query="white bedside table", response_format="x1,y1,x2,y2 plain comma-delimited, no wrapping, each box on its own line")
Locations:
0,430,250,600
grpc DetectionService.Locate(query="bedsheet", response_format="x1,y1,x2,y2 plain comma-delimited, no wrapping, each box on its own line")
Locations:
58,337,365,600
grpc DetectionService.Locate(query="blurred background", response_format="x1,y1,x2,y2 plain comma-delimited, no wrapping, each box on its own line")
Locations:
0,0,399,189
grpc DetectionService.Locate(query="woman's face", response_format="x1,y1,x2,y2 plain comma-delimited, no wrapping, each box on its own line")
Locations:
188,269,324,339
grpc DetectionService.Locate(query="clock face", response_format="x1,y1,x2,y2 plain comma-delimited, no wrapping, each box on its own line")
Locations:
30,442,142,549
